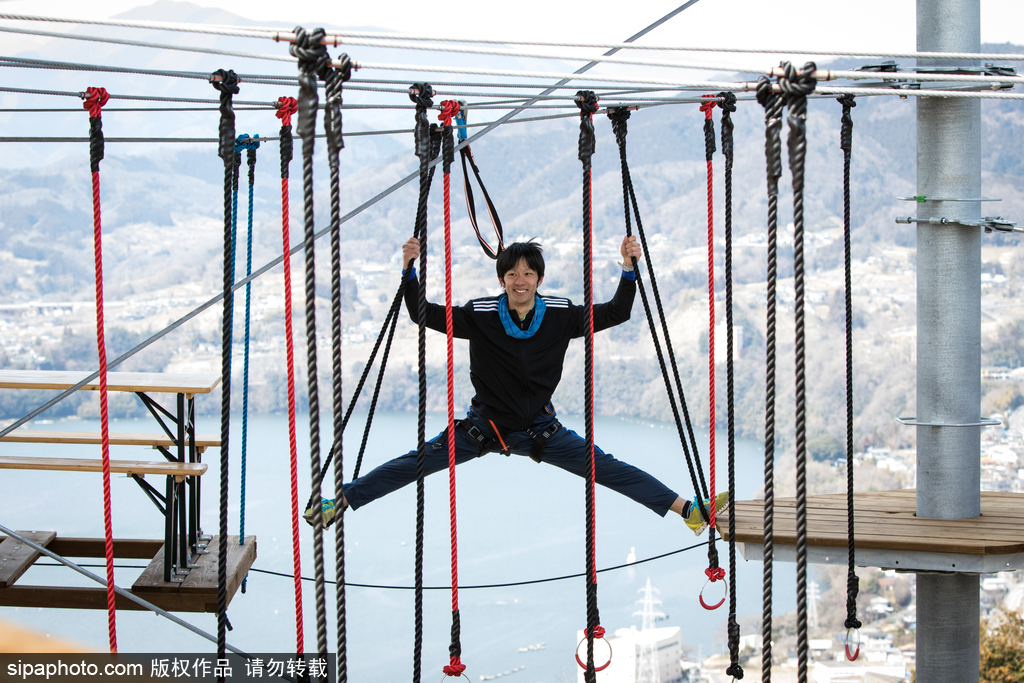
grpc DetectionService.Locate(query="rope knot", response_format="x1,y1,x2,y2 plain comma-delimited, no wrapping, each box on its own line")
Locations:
838,94,856,152
208,69,240,95
575,90,598,164
409,82,435,109
438,100,460,127
607,106,630,148
705,566,726,582
718,91,737,114
276,96,298,126
584,625,606,639
442,658,466,676
574,90,599,116
234,133,261,152
699,94,717,119
289,27,329,71
777,61,817,99
81,87,109,118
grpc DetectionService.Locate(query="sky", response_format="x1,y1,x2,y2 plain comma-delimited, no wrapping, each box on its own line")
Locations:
1,0,1023,57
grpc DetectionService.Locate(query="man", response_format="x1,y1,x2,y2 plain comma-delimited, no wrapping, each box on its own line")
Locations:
306,236,725,533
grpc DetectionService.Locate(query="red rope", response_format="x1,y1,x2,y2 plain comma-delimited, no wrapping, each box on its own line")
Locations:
84,87,116,653
277,94,303,655
439,100,465,677
700,96,718,531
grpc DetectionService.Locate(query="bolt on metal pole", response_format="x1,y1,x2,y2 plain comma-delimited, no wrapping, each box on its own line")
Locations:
915,0,982,681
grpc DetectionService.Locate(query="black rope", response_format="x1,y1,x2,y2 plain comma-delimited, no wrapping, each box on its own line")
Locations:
575,88,601,683
719,91,744,682
778,61,816,683
755,73,784,683
606,107,712,531
210,66,238,679
290,25,331,658
409,80,437,683
320,49,353,681
837,93,862,635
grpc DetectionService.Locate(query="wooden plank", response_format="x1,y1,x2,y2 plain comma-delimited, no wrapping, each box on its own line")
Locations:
0,531,55,588
0,456,206,477
0,585,217,612
0,536,164,559
1,430,220,449
134,535,257,613
724,505,1024,533
0,370,220,394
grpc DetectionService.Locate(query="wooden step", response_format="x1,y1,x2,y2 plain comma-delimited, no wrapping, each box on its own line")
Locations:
0,531,56,588
0,455,206,480
1,430,220,452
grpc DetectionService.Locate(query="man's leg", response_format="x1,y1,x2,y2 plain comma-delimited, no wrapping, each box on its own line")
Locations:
305,424,486,526
534,425,681,517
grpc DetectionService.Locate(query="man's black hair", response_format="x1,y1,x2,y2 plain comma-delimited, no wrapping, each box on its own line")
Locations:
495,241,545,281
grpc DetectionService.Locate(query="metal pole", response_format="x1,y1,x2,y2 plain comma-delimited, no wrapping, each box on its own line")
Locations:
915,0,981,680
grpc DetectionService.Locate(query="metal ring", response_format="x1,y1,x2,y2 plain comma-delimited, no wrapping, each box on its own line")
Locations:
845,627,861,661
699,576,727,610
575,634,613,672
437,674,471,682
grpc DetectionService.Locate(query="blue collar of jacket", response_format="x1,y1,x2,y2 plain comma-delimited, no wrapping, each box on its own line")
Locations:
498,294,546,339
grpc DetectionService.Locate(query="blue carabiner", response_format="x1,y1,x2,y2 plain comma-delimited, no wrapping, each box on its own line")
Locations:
455,101,468,143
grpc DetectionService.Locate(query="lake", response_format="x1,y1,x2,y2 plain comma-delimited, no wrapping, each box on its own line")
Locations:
0,411,795,681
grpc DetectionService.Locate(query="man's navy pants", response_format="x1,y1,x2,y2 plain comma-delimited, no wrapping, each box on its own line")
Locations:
343,407,681,516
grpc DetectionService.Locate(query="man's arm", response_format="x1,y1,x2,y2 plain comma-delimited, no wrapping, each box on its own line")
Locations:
592,235,641,332
400,238,473,337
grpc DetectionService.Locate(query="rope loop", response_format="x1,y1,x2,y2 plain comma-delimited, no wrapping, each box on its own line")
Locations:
575,626,612,673
210,69,239,163
410,82,435,161
700,94,717,160
235,133,261,152
699,570,727,611
607,105,630,150
442,658,466,676
718,91,737,160
575,90,598,166
289,26,329,70
777,60,818,100
276,96,298,125
438,99,459,127
838,94,856,152
208,68,240,95
81,86,109,118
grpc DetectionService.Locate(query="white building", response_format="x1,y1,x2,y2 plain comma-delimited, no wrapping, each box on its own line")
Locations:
575,625,685,683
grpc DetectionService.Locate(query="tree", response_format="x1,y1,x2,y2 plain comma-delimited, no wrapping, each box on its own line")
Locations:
980,608,1024,683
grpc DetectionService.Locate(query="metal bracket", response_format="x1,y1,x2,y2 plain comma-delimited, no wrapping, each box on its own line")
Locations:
858,60,899,72
896,416,1001,428
897,196,1000,202
895,216,1020,232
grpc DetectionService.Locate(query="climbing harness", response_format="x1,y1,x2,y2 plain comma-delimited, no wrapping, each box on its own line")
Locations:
574,88,606,683
756,72,784,683
779,60,818,682
838,92,862,662
718,91,744,681
289,26,330,657
82,84,117,654
275,94,305,656
698,94,725,612
210,66,239,667
236,132,259,594
455,103,504,259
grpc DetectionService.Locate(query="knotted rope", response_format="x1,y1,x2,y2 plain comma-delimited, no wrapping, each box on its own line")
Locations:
755,73,784,683
778,60,817,683
718,90,744,682
210,67,239,670
575,88,604,683
289,25,330,656
275,95,305,656
837,93,862,660
82,84,117,654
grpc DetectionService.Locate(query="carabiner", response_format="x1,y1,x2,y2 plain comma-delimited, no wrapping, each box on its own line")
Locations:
844,626,861,661
699,575,727,610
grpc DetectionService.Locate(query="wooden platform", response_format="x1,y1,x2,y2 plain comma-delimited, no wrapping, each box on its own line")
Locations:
0,455,207,480
717,490,1024,572
1,430,221,452
0,370,220,395
0,533,256,613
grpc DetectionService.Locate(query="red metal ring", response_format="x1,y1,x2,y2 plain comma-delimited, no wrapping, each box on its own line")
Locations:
699,576,727,610
575,634,613,672
845,627,861,661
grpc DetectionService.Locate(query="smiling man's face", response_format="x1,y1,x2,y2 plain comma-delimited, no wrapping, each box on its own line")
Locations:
500,257,543,315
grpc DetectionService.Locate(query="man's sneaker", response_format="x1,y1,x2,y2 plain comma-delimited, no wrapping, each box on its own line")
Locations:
684,491,730,537
303,498,337,528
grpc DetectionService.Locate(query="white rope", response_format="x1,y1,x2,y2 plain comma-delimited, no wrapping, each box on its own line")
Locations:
4,13,1024,63
0,24,295,62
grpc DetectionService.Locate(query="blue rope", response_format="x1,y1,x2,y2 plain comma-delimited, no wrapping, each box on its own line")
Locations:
235,134,259,592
